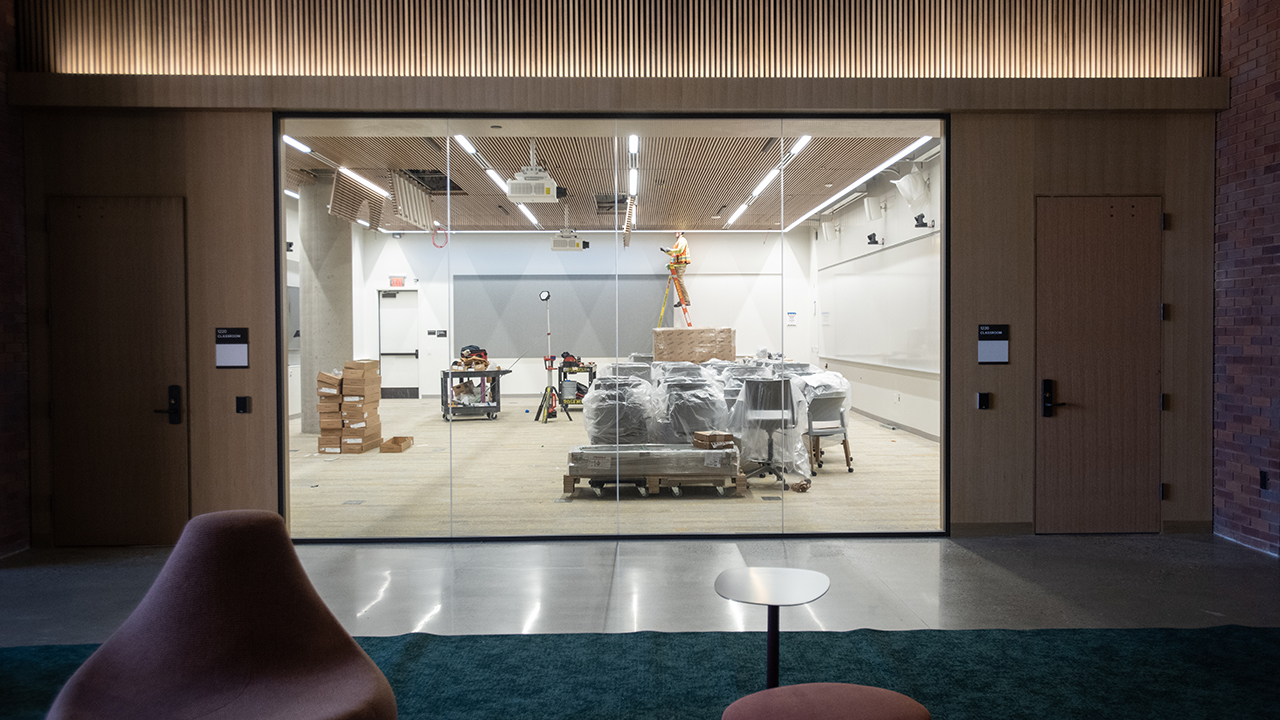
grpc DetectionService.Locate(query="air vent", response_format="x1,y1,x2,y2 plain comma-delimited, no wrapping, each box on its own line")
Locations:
595,193,626,214
403,169,463,195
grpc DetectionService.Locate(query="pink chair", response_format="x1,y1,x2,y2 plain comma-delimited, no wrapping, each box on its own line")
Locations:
723,682,930,720
48,510,396,720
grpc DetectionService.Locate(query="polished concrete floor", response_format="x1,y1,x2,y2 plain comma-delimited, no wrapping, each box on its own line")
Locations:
1,534,1278,647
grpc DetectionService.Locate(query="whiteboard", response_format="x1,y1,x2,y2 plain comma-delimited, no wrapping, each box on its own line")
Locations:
818,233,941,373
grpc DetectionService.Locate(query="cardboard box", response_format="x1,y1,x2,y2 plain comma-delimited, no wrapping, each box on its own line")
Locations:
380,436,414,453
343,415,379,429
341,408,376,420
318,445,342,454
693,430,735,450
342,421,382,439
316,399,342,412
343,359,380,373
320,427,343,438
653,327,736,363
343,368,380,381
342,387,381,402
342,378,382,395
317,385,342,397
340,400,380,412
318,435,342,452
319,415,344,430
341,436,382,454
316,371,342,388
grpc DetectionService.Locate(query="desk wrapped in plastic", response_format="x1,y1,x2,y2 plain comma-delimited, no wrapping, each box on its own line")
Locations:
583,376,659,445
567,444,739,476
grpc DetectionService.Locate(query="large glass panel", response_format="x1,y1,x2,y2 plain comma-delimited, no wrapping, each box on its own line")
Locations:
280,115,945,538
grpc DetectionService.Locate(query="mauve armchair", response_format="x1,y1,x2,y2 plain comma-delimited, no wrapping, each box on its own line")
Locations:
47,510,396,720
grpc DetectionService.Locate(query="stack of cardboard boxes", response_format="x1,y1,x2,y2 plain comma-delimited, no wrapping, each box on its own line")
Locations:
316,370,344,454
315,359,383,454
340,360,382,454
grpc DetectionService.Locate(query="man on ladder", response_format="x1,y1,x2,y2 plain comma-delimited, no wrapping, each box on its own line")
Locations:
660,231,693,327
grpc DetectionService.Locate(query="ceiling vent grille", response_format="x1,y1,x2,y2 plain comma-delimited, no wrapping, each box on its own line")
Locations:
390,171,435,230
328,170,385,227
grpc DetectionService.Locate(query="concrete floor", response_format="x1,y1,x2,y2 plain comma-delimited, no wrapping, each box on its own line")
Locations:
2,533,1278,647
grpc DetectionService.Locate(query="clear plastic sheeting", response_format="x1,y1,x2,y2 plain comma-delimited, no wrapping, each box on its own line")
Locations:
567,444,739,477
650,361,708,386
656,379,729,443
795,371,852,406
602,362,653,382
583,376,660,445
627,353,654,364
780,362,821,377
726,376,811,477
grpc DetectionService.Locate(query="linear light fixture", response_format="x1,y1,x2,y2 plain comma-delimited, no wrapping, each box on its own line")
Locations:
453,134,477,154
627,134,639,198
283,189,300,199
339,167,391,197
516,202,542,229
484,168,508,191
282,135,311,153
356,219,370,227
724,135,811,228
784,136,932,232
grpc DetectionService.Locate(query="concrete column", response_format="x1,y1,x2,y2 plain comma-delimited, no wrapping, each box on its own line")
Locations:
299,180,353,433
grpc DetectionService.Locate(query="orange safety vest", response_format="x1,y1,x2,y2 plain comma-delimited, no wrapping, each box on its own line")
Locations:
667,236,690,265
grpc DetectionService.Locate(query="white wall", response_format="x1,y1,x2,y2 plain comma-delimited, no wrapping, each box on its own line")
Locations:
813,154,944,437
349,229,815,395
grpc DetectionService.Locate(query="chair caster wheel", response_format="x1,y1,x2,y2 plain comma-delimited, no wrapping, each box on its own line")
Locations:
811,471,817,477
848,467,854,473
818,461,823,468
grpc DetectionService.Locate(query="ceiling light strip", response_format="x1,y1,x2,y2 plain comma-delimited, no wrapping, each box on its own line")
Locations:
282,135,311,153
339,167,391,197
784,136,932,232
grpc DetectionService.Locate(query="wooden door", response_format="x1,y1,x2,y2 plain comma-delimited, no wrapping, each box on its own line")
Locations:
48,197,190,545
1035,197,1162,533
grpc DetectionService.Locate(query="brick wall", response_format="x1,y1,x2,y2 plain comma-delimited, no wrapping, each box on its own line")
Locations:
1215,0,1280,555
0,0,29,558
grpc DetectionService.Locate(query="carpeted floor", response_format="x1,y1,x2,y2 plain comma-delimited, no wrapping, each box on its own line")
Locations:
3,627,1277,719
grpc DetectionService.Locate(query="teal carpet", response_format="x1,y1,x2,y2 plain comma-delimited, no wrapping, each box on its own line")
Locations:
3,627,1277,719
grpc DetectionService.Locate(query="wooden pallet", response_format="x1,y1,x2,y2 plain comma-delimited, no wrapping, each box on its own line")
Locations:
563,472,746,498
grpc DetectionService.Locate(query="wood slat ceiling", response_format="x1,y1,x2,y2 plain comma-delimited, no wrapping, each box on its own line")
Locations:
285,134,923,231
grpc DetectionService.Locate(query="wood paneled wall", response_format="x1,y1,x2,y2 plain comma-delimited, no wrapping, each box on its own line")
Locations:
949,112,1214,531
18,0,1219,79
23,109,278,543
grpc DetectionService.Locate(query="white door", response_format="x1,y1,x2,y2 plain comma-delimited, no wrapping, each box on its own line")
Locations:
379,290,420,398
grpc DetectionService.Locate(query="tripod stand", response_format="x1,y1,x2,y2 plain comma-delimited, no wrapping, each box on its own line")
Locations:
535,291,571,423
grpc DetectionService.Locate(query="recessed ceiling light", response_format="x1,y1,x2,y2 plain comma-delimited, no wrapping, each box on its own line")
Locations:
825,183,833,188
711,215,721,219
491,125,502,129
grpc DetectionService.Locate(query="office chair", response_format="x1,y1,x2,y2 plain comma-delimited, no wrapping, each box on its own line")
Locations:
804,392,853,476
584,376,653,445
721,364,772,415
738,377,798,488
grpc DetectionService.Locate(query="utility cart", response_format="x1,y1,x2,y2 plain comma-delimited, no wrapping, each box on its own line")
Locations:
557,362,597,406
440,369,512,421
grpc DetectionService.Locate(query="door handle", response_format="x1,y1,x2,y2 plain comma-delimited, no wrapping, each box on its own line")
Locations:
1041,379,1067,417
153,385,182,424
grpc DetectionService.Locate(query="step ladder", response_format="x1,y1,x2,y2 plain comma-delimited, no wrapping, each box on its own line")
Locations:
657,266,693,328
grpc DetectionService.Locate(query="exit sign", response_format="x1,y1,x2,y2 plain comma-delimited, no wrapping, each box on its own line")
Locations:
389,276,405,287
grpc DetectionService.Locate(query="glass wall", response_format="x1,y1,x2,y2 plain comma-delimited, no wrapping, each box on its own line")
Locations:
280,117,944,539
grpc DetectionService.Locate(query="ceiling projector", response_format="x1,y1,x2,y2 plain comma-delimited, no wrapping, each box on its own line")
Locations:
507,166,560,203
551,228,587,251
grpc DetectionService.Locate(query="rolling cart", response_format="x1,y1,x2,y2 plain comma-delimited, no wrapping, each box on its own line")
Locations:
557,362,597,406
441,369,512,421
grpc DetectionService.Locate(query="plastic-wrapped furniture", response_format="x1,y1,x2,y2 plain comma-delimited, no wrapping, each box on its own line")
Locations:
781,361,820,376
723,683,930,720
733,377,810,485
805,392,853,475
603,362,653,383
651,361,704,385
721,364,772,414
47,510,397,720
584,376,655,445
660,378,729,442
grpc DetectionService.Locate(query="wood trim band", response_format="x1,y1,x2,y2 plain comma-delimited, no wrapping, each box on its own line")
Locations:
8,74,1231,111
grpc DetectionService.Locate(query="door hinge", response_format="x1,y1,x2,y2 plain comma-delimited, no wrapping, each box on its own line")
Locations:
1160,303,1169,321
1160,393,1169,411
